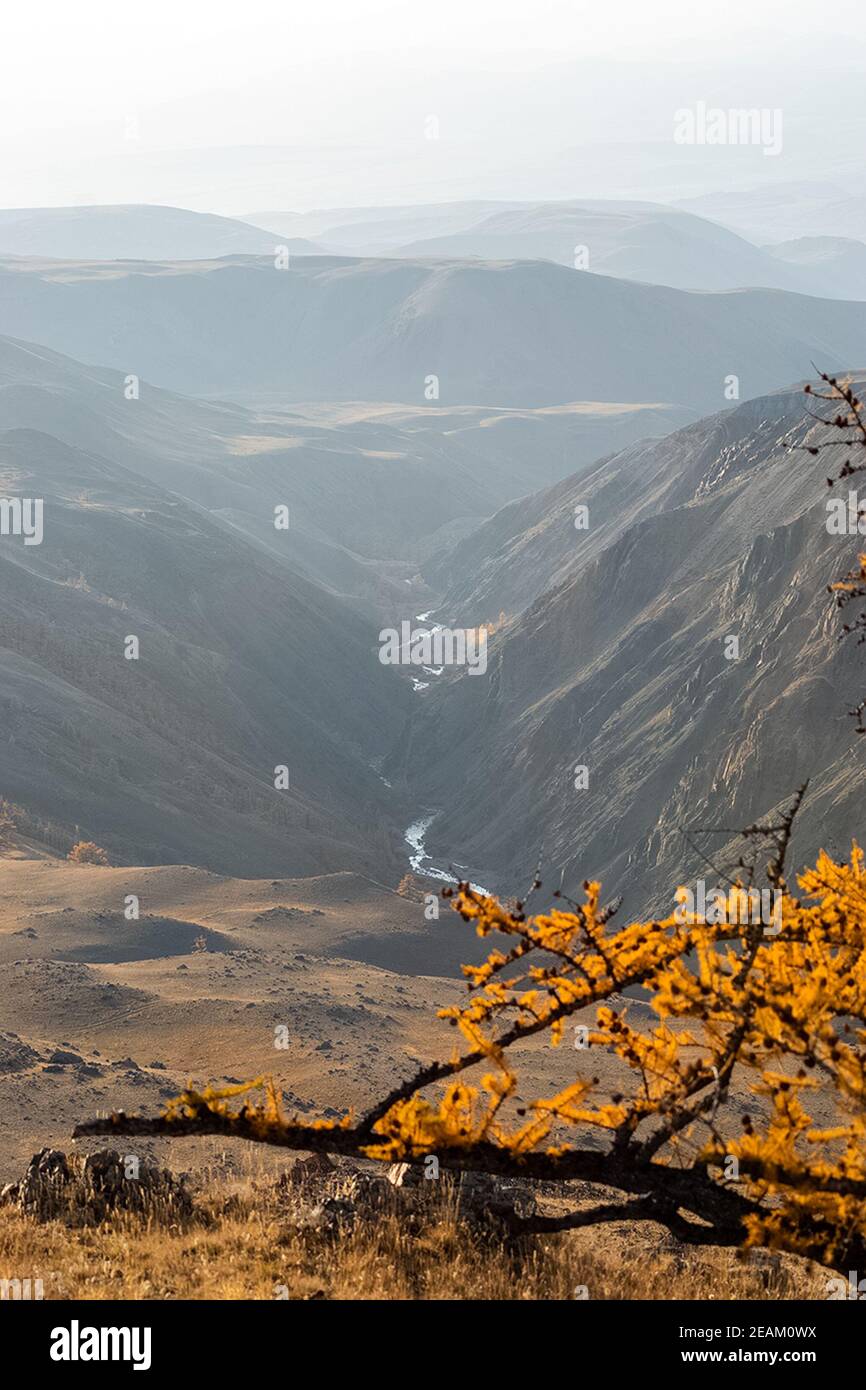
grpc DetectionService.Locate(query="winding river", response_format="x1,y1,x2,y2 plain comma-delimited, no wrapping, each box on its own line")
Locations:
404,813,491,895
400,614,491,894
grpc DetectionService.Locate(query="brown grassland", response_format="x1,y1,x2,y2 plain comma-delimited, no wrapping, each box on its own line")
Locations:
0,1164,827,1301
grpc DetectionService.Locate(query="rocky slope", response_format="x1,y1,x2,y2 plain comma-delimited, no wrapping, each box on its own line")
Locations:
0,425,410,875
398,383,866,912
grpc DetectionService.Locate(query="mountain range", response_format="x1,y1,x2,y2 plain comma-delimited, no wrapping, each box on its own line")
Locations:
0,204,319,261
0,334,688,610
2,253,866,413
249,198,866,299
2,199,865,929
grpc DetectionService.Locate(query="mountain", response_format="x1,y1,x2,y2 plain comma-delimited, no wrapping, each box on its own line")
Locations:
767,237,866,301
421,405,718,619
248,198,866,299
0,335,689,611
394,201,809,293
246,201,522,252
0,422,412,876
676,183,866,246
395,383,866,911
0,205,319,261
2,255,866,413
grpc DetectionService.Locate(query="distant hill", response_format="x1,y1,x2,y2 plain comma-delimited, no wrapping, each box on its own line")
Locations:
0,204,319,261
2,254,866,412
0,334,689,609
245,201,522,251
676,183,866,246
767,236,866,301
249,197,866,298
394,200,808,293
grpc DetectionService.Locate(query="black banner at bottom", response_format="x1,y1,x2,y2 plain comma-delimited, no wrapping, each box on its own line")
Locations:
1,1298,857,1375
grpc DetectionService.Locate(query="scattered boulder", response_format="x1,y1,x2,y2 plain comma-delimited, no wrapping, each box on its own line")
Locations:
1,1148,193,1226
285,1152,337,1185
385,1162,535,1220
302,1196,358,1233
0,1032,41,1072
274,1154,537,1236
0,1148,69,1218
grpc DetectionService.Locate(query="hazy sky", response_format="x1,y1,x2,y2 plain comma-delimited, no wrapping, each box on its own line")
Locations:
1,0,864,212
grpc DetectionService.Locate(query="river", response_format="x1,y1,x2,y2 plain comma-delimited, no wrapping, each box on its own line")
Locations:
404,813,491,895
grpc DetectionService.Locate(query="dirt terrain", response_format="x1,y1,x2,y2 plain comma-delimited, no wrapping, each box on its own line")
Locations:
0,839,840,1299
0,842,637,1180
0,845,458,1177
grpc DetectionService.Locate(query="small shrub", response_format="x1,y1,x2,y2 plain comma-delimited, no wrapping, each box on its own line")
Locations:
67,840,110,866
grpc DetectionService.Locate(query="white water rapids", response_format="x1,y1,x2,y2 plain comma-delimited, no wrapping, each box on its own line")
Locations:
404,813,491,895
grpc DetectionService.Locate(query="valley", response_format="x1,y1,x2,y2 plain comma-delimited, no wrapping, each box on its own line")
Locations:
2,299,865,939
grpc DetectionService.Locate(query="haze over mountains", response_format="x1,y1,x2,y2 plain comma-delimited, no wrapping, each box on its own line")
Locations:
0,205,319,262
2,251,866,413
0,334,688,610
765,237,866,300
11,198,866,299
393,201,807,290
677,182,866,248
399,201,866,300
247,202,527,253
260,194,866,302
0,324,691,876
1,186,865,1106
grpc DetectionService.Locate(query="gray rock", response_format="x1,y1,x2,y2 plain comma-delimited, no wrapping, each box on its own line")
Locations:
12,1148,193,1225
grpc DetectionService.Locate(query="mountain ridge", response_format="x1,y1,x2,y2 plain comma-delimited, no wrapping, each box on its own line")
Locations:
1,254,866,412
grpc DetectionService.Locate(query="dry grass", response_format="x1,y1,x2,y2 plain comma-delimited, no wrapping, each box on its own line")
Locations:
0,1169,828,1301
